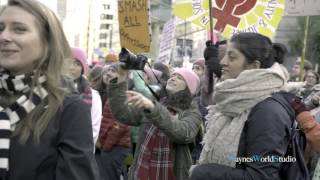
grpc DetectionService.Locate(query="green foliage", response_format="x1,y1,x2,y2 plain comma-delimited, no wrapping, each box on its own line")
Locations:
288,16,320,65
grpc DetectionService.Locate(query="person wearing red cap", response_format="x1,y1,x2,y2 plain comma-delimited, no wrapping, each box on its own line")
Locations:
105,66,201,180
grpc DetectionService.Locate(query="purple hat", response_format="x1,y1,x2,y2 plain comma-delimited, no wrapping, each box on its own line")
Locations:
172,68,200,96
71,47,88,74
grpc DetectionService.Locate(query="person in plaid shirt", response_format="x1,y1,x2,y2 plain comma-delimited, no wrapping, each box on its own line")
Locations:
105,64,202,180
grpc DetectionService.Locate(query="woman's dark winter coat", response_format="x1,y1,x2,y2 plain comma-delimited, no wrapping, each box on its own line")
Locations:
9,95,100,180
191,92,295,180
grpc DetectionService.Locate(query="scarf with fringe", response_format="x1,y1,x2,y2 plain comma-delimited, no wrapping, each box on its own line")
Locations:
199,63,287,167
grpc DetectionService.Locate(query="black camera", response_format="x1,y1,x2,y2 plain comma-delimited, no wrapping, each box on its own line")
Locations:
119,48,147,70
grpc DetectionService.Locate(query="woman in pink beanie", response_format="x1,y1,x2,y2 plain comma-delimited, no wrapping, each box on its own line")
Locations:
104,65,202,180
168,68,200,96
70,47,88,75
69,48,91,102
69,47,102,150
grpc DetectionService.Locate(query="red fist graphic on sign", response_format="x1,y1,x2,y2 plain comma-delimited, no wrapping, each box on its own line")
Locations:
213,0,257,31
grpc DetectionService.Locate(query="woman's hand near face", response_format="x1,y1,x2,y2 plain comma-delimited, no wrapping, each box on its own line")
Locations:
126,90,155,111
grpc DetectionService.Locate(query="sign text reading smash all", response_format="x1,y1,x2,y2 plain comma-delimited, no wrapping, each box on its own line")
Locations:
118,0,150,53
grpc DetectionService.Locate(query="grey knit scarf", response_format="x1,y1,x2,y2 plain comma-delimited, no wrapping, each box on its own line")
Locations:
199,63,287,167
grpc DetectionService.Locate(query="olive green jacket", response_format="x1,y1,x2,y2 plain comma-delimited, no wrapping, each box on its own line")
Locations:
108,82,201,180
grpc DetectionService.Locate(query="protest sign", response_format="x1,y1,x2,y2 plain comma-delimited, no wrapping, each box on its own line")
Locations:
158,18,176,64
118,0,151,53
173,0,285,39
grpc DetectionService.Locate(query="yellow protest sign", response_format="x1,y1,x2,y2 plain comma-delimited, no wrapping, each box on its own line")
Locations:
118,0,150,53
173,0,285,39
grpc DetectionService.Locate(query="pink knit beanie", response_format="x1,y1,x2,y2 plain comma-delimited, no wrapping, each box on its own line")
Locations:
71,47,88,74
193,58,205,69
172,68,200,96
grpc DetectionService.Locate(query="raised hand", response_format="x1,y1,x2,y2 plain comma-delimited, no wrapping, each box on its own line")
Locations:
126,90,155,111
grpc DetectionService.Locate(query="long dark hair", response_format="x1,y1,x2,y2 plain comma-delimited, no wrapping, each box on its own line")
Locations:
162,88,193,111
230,33,287,68
75,76,91,93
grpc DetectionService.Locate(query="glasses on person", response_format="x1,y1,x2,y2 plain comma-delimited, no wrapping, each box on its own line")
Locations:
306,75,317,79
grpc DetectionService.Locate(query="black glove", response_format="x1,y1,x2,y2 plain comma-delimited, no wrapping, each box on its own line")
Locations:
203,40,221,78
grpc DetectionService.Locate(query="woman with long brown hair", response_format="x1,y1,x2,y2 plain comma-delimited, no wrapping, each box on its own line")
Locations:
0,0,99,179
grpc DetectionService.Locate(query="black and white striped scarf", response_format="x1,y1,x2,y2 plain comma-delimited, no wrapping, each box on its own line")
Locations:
0,72,48,178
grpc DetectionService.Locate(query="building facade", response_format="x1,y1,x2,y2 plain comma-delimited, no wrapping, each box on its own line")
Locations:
38,0,94,62
96,0,121,58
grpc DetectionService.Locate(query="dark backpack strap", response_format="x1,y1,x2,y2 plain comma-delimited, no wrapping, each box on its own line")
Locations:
270,94,310,180
269,94,307,148
269,95,296,140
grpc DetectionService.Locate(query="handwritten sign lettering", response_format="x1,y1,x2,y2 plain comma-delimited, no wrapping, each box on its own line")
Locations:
119,29,149,50
264,0,277,19
232,24,258,34
118,0,150,53
173,0,285,39
123,16,141,27
118,0,147,12
158,18,176,64
192,0,203,15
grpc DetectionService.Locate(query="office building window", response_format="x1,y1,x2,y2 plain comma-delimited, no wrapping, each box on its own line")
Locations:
100,24,110,30
102,4,110,10
100,14,113,20
99,33,108,39
99,43,107,48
